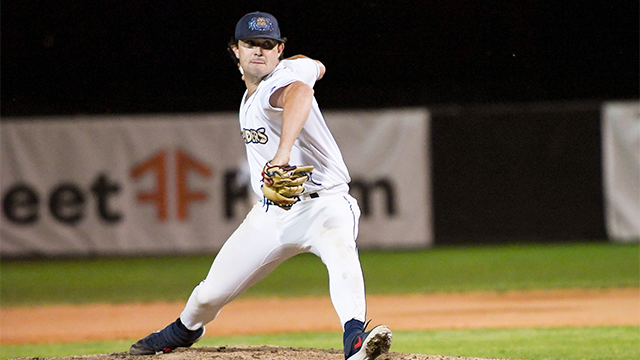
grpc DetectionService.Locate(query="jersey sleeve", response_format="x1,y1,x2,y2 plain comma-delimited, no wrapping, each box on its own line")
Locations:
280,58,320,88
263,58,320,110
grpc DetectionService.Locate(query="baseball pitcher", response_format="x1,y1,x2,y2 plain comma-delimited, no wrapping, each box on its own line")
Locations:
129,11,392,360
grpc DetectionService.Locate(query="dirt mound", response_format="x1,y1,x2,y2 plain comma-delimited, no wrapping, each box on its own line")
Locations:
13,345,507,360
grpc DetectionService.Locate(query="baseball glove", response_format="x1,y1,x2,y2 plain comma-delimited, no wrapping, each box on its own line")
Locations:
261,162,314,210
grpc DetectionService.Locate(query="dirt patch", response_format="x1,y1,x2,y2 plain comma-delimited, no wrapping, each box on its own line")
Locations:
2,288,639,360
14,345,507,360
2,288,638,345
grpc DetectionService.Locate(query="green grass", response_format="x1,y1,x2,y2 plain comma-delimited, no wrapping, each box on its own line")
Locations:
394,326,640,360
2,326,638,360
359,242,640,293
1,242,638,306
1,242,638,360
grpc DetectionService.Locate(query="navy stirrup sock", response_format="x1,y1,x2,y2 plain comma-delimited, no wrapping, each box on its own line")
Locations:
343,318,365,347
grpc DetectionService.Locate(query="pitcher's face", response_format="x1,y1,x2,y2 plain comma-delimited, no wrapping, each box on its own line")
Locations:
233,39,284,80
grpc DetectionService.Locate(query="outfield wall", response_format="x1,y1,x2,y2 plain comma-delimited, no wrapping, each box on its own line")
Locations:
430,100,638,245
1,101,637,257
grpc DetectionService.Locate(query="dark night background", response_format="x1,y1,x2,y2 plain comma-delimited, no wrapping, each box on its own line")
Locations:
2,1,638,116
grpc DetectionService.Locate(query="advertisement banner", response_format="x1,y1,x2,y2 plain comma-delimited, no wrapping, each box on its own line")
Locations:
602,101,640,242
1,114,249,257
1,110,431,257
326,108,431,249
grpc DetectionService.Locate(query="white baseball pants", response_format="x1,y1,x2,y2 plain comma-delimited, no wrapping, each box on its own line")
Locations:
180,191,366,331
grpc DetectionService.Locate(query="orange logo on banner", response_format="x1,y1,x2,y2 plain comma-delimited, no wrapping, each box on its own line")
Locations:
176,149,212,220
130,149,212,221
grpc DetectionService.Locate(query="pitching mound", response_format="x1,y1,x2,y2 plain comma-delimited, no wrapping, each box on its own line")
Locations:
17,345,507,360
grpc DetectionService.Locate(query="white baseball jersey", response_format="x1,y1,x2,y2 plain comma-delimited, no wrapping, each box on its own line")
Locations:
239,57,351,198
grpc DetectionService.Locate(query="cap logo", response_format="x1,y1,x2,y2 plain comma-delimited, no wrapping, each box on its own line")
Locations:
248,17,273,32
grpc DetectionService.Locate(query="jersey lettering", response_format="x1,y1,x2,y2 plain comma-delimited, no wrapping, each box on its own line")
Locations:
242,128,269,144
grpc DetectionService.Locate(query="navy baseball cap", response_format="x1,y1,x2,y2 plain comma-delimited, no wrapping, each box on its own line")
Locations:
235,11,285,42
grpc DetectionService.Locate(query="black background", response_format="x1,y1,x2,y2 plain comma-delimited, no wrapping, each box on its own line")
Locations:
2,1,638,116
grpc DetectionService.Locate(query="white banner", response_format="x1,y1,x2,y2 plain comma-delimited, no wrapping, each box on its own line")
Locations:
1,114,249,257
326,108,431,249
602,101,640,242
1,110,431,257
